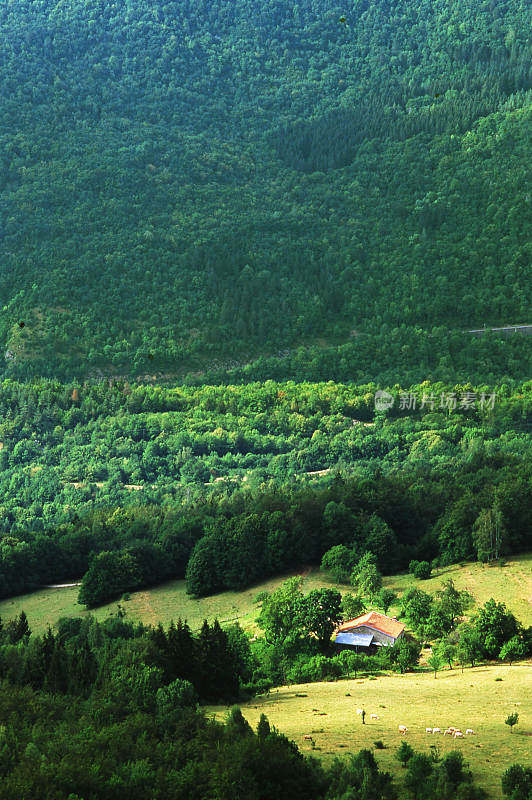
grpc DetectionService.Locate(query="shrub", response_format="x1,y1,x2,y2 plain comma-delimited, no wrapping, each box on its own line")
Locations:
505,712,519,733
396,740,414,767
410,560,432,579
502,764,532,798
78,551,141,607
287,654,344,684
321,545,356,584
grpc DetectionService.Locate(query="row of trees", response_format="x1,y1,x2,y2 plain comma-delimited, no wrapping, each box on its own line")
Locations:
0,612,249,704
0,454,528,606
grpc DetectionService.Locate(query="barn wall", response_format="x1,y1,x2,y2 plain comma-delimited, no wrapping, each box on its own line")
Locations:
351,625,396,646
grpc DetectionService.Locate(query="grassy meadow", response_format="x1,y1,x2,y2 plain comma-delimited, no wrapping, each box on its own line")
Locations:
0,554,530,635
208,664,532,799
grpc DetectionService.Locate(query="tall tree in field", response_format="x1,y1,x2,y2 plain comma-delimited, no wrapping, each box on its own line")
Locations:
44,640,69,694
257,577,303,645
7,611,31,644
376,588,397,615
166,619,197,684
472,507,506,562
437,579,472,630
473,599,521,659
427,651,442,678
69,640,98,696
350,552,382,600
297,588,342,651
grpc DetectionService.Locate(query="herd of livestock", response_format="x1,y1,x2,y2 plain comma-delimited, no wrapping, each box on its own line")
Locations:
301,711,477,745
355,710,475,738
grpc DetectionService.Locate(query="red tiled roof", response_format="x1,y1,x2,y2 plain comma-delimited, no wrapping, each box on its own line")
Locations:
337,611,405,639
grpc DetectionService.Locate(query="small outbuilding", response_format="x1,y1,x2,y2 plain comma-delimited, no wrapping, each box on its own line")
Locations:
333,611,405,651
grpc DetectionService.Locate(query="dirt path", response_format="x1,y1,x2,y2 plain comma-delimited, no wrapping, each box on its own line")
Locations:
135,591,158,627
42,582,82,588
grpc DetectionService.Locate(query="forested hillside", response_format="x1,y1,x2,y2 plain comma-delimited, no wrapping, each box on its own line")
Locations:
0,378,529,601
0,0,530,381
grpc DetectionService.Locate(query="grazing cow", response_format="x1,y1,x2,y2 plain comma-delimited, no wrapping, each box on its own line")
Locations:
454,731,464,738
303,735,313,741
444,729,453,736
398,725,408,734
432,727,441,734
466,729,475,735
426,728,432,734
370,714,379,720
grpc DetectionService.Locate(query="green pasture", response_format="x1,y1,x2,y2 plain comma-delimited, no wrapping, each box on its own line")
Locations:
208,663,532,799
0,554,529,635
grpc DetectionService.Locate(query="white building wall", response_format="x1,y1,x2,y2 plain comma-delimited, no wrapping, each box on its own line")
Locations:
345,625,399,646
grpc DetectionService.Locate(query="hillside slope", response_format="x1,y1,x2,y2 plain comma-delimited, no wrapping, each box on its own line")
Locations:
1,556,530,637
0,0,530,381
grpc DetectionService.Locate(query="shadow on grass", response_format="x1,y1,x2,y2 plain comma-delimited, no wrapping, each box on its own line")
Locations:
430,565,464,579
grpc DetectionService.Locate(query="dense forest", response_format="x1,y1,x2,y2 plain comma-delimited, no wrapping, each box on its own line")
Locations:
0,2,530,793
0,0,530,382
0,378,529,602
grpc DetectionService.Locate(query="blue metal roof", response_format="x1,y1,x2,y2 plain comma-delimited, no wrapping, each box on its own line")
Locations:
334,632,374,647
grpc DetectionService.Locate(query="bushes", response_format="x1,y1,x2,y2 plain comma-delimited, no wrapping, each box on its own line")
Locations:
401,749,486,799
327,748,397,799
409,560,432,580
78,551,142,607
286,654,344,684
502,764,532,799
321,545,355,584
387,637,422,674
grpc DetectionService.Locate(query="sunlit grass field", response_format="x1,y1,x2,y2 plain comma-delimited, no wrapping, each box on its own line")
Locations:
208,664,532,799
0,554,530,634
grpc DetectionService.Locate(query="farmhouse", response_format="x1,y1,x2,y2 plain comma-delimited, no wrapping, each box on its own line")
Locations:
334,611,405,651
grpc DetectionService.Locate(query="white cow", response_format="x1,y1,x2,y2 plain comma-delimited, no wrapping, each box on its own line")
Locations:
370,714,379,720
465,729,475,735
356,709,364,715
454,731,464,738
426,728,432,734
432,727,441,734
398,725,408,734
